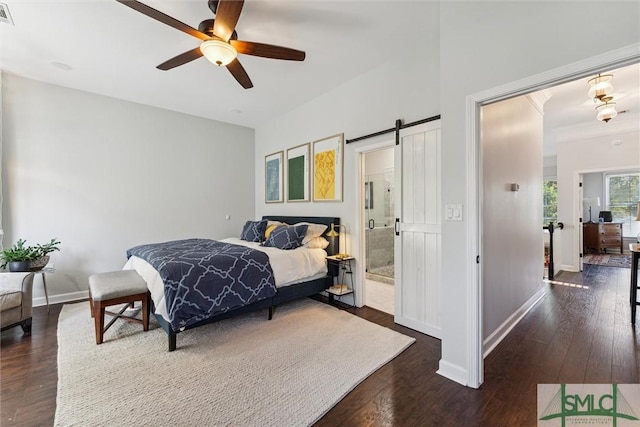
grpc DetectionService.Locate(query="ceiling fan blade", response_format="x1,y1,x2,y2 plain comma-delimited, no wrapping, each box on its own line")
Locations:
212,0,244,42
117,0,209,41
157,47,204,70
231,40,305,61
226,58,253,89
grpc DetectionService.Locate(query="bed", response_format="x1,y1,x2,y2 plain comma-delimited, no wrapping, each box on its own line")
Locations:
123,216,340,351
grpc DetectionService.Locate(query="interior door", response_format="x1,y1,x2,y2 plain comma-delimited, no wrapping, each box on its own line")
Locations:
394,120,441,338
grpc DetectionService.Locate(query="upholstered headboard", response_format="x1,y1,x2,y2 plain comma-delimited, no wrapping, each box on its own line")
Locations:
261,216,340,256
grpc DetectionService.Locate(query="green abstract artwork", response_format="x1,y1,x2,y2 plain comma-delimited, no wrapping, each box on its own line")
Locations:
288,156,305,200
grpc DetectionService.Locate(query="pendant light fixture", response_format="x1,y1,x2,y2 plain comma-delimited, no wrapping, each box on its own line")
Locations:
588,73,614,103
595,96,617,123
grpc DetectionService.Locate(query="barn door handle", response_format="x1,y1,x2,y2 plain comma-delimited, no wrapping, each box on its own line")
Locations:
395,218,400,236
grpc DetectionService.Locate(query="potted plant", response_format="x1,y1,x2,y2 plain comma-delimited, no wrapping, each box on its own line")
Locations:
1,239,38,272
29,238,61,270
1,238,61,272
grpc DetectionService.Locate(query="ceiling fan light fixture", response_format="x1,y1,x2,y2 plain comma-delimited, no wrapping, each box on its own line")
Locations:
587,73,614,102
596,100,617,123
200,39,237,66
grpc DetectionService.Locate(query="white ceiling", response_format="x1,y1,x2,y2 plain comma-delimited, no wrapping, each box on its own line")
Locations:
542,62,640,158
0,0,435,128
1,1,638,138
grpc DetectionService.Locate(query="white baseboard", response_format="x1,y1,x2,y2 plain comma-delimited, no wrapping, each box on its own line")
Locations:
482,287,546,357
33,290,88,307
560,264,579,273
436,359,469,386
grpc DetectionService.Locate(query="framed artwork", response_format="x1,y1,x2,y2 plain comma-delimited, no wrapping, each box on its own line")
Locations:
286,143,310,202
265,151,284,203
312,133,344,202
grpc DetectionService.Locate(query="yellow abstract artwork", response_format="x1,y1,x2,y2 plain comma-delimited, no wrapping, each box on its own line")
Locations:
314,150,336,200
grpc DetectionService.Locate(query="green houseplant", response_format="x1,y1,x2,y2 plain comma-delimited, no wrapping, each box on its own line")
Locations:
1,238,61,272
1,239,38,271
30,238,61,270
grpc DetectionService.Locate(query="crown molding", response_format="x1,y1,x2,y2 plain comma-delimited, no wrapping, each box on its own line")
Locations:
526,89,553,115
554,111,640,143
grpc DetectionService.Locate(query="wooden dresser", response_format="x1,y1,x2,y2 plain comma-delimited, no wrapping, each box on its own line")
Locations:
583,222,623,254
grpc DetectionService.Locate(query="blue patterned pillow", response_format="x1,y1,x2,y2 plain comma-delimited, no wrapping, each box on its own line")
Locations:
263,224,309,250
240,220,268,242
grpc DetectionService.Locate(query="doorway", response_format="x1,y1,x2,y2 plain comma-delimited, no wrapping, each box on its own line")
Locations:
466,46,640,388
363,147,395,314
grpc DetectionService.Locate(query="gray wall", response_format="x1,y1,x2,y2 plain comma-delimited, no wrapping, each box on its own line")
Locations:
1,74,255,303
481,95,544,344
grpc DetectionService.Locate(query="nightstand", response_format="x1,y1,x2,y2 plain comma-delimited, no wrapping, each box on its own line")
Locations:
326,255,355,307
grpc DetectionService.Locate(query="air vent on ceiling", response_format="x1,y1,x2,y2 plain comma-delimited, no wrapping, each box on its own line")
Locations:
0,3,14,26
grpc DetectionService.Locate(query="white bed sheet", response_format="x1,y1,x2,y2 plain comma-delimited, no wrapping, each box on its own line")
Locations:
122,238,328,324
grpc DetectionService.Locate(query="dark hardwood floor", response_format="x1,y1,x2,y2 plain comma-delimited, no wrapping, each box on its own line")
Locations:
1,264,637,426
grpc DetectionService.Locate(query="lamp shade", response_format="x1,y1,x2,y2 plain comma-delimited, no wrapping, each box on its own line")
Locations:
326,223,339,237
596,101,617,123
583,197,600,207
200,39,237,66
587,74,614,102
326,224,349,258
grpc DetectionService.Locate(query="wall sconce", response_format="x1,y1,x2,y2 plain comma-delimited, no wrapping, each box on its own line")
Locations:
326,223,349,259
510,183,520,192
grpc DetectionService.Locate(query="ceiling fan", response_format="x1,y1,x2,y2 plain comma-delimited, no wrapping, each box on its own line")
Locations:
116,0,306,89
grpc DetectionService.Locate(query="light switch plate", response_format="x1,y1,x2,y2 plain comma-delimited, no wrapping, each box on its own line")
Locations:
445,204,463,221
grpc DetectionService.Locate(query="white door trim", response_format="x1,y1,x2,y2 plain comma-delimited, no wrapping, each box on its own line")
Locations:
354,138,395,308
465,43,640,389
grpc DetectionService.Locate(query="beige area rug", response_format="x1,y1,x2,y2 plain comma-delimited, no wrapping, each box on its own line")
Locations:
55,298,414,426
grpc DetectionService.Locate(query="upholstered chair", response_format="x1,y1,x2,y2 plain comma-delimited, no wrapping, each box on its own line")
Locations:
0,272,35,335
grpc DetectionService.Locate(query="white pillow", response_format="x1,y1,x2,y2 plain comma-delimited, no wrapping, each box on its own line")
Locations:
294,222,328,245
304,236,330,249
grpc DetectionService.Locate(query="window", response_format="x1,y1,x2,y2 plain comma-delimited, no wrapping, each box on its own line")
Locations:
543,179,558,226
605,172,640,237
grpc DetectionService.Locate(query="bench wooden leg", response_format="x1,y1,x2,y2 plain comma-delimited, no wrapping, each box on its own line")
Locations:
142,292,150,331
93,300,105,345
92,292,150,345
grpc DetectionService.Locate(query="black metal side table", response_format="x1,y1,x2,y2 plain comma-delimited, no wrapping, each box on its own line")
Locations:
326,255,355,307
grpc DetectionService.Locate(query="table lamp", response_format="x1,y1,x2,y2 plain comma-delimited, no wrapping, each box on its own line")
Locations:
583,197,600,223
326,223,349,259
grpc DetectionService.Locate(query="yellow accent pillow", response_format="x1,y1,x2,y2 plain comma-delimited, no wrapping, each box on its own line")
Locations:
265,223,281,239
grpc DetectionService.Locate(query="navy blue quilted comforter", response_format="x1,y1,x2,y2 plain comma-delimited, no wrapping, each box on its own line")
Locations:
127,239,276,331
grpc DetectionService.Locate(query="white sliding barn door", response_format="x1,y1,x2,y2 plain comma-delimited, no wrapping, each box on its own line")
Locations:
394,121,441,338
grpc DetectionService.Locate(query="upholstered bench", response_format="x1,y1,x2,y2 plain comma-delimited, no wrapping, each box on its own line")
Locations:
88,270,150,345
